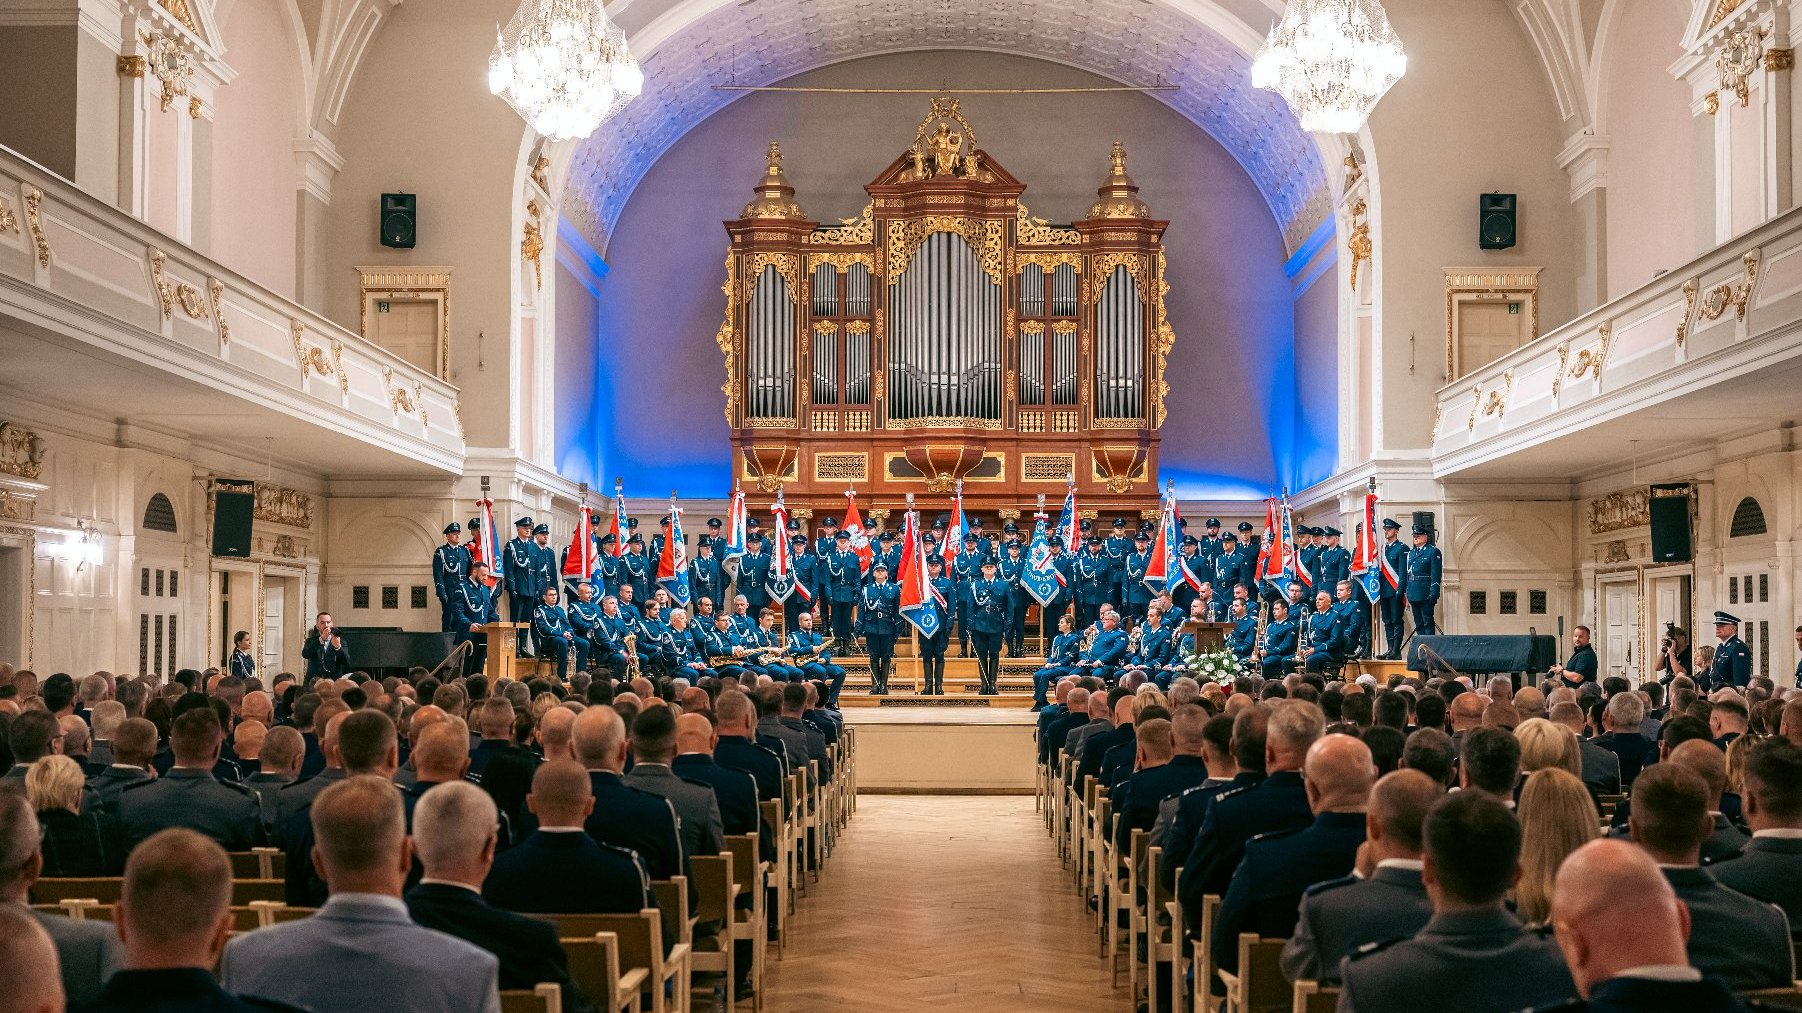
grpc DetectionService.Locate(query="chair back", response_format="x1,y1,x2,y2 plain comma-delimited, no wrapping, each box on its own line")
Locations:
1236,934,1290,1013
651,876,691,945
1293,980,1341,1013
230,878,284,905
690,854,735,926
30,877,123,904
725,834,761,895
498,982,563,1013
559,932,646,1013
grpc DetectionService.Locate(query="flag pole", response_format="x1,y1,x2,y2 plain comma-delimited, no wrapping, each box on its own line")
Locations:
906,492,922,694
1036,492,1048,657
1368,475,1380,671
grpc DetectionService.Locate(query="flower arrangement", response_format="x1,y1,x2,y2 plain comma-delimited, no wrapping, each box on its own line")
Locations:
1185,648,1244,687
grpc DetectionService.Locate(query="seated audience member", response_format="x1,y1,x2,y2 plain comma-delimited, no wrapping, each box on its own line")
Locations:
1658,739,1750,863
712,689,786,811
1,710,64,789
245,724,304,834
1592,693,1656,788
1458,726,1522,804
0,790,121,1007
621,704,724,860
117,708,261,851
88,716,157,815
1549,701,1621,798
1213,734,1375,978
670,712,762,845
1711,738,1802,931
26,754,119,876
281,709,400,907
1114,708,1213,856
81,828,304,1012
1514,718,1581,782
1514,769,1598,924
566,706,683,881
1545,838,1749,1013
0,903,63,1013
1158,710,1265,894
405,781,593,1012
1400,727,1457,788
222,776,500,1012
1626,763,1792,989
466,698,537,832
1338,792,1577,1013
486,759,653,916
1282,769,1439,984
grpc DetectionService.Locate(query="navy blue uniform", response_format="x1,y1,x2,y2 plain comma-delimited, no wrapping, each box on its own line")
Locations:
824,548,863,644
1073,549,1113,630
856,582,900,694
968,574,1009,694
1261,616,1299,679
1405,541,1443,636
431,542,469,632
737,550,772,616
532,600,574,679
1380,537,1409,657
451,578,499,674
689,554,724,612
917,574,955,695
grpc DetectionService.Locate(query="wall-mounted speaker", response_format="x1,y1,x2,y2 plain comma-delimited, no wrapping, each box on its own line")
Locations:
212,483,254,558
1649,487,1693,563
1480,193,1517,250
1412,510,1437,544
380,193,416,249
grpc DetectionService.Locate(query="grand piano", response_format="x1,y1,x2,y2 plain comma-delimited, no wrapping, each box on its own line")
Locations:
335,627,455,676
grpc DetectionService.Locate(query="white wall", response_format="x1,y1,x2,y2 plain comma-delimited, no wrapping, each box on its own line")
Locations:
210,0,305,299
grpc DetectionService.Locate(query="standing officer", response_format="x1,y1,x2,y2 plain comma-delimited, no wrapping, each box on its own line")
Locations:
1040,535,1073,632
1232,523,1260,598
784,532,818,635
1298,526,1321,588
453,560,500,674
649,515,672,569
1317,527,1351,591
1074,536,1112,630
1405,521,1442,636
951,533,982,657
969,557,1009,695
531,522,557,619
1379,518,1408,658
872,530,902,582
1211,532,1243,605
1173,535,1205,614
1123,530,1153,622
504,516,538,656
1706,612,1753,690
594,534,621,597
566,581,602,674
1200,518,1225,562
857,561,900,695
689,538,723,613
738,533,772,617
967,517,992,562
918,555,955,695
533,586,574,680
620,533,652,607
431,522,467,633
814,517,840,633
825,531,862,645
1106,517,1133,565
1000,540,1029,657
703,517,727,559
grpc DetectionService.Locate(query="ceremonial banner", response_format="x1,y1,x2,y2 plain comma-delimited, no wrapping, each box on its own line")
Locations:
768,493,809,604
1286,496,1312,593
943,481,968,568
656,496,691,606
1144,483,1184,596
608,479,628,558
1021,511,1063,607
1354,488,1398,600
898,507,943,637
473,498,501,588
1256,497,1279,586
843,490,873,572
724,489,747,563
1054,477,1079,551
562,503,596,592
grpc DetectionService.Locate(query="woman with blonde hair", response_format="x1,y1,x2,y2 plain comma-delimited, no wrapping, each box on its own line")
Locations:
25,754,121,876
1514,767,1599,923
1514,717,1582,779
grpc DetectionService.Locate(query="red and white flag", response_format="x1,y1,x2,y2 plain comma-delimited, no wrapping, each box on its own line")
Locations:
843,489,873,573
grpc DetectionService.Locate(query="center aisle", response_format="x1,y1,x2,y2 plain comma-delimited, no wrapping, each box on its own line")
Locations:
761,795,1131,1013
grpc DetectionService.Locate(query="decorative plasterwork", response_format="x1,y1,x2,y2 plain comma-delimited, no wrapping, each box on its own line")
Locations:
1676,279,1698,347
1698,251,1760,322
886,216,1005,283
1589,488,1649,535
1710,0,1750,28
1444,267,1543,379
1017,204,1083,247
1347,199,1371,292
357,266,453,379
809,204,875,246
564,0,1329,256
0,421,46,480
521,199,545,289
382,366,429,428
22,186,49,267
1569,320,1613,381
1717,29,1763,106
253,485,314,528
149,248,207,321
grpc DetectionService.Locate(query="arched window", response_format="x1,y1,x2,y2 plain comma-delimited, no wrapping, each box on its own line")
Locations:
142,493,178,534
1730,497,1767,538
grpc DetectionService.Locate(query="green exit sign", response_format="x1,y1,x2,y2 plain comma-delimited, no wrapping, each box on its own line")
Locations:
377,301,391,313
1508,302,1520,314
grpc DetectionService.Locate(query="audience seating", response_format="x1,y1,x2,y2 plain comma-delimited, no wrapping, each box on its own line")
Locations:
1216,933,1288,1013
567,909,690,1013
30,877,124,905
561,933,647,1013
688,854,738,1007
1292,980,1340,1013
499,983,564,1013
724,834,768,1012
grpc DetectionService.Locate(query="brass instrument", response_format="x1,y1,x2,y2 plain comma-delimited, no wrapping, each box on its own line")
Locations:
791,635,836,663
708,654,742,667
623,633,641,680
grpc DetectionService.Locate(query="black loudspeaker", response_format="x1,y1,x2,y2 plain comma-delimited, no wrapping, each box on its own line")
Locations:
212,484,254,558
1480,193,1517,250
1649,490,1693,563
1412,510,1437,543
380,193,416,249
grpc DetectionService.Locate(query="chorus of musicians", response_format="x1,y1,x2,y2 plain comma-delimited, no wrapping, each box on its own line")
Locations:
425,509,1447,705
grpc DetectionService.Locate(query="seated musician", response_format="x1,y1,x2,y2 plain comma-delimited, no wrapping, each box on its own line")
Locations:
1260,598,1299,679
635,600,673,673
591,595,634,679
664,609,715,682
1285,581,1311,626
614,583,643,626
1072,610,1129,685
564,580,601,674
1303,590,1347,674
1118,606,1177,688
703,612,752,680
754,609,804,682
1225,599,1259,666
531,587,574,680
788,611,845,702
1034,614,1082,709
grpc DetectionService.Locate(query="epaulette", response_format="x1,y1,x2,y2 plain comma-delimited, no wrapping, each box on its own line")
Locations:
1211,782,1257,805
218,779,257,797
1246,825,1306,847
118,777,158,793
1303,874,1358,898
1346,936,1404,962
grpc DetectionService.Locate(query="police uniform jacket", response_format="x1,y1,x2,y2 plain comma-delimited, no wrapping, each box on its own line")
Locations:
1405,542,1442,602
450,580,498,631
619,550,652,602
1227,616,1259,659
869,545,902,582
1316,545,1351,590
531,541,557,595
1660,865,1794,989
1524,974,1747,1013
969,578,1008,633
1304,610,1344,657
715,734,788,810
1159,771,1263,894
788,629,832,662
1045,631,1082,667
1123,551,1152,605
532,602,572,642
1263,618,1299,660
88,764,153,815
1075,550,1114,605
1212,811,1367,975
825,550,864,601
1708,636,1753,689
1178,770,1312,918
689,555,723,606
118,768,263,851
1380,540,1408,600
1299,544,1322,586
1110,755,1213,857
1336,907,1576,1013
1280,864,1433,985
1130,624,1175,668
1708,835,1802,934
77,967,305,1013
737,550,771,604
485,828,652,917
857,583,900,635
503,536,538,597
567,597,602,640
581,770,684,882
1000,554,1026,602
621,763,725,861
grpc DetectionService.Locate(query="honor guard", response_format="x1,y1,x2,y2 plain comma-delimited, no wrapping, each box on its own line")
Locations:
594,534,621,596
1332,578,1369,660
1225,600,1259,665
951,534,983,656
1000,540,1028,657
1405,521,1442,636
620,532,652,607
566,581,602,673
1377,519,1408,658
503,517,539,656
824,531,863,645
856,563,900,694
1298,527,1321,587
1033,614,1082,708
1211,532,1244,604
781,526,815,631
969,557,1009,695
649,515,672,570
432,522,468,633
1316,527,1352,591
703,517,727,559
1106,517,1133,563
743,516,770,555
1039,536,1074,632
1074,537,1113,630
453,561,500,675
1706,611,1753,690
917,555,955,695
813,517,840,632
966,517,992,561
872,530,901,582
533,587,574,680
1261,599,1300,680
1172,535,1204,613
789,611,846,704
1123,530,1154,622
737,533,772,615
1200,518,1225,561
688,538,724,613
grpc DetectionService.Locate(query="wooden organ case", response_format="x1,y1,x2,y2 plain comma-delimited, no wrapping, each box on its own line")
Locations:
715,98,1175,516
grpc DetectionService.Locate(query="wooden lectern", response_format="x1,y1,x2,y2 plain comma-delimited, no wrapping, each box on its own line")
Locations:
478,622,527,681
1180,620,1232,653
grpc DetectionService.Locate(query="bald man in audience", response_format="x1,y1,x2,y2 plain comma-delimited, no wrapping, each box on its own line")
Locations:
80,829,302,1012
1710,738,1802,932
567,705,683,881
535,705,577,762
1627,763,1792,989
1448,691,1487,739
1113,710,1211,858
277,704,351,826
485,760,653,916
1282,769,1440,985
0,790,119,1007
671,711,762,845
1213,734,1375,980
1543,839,1747,1013
404,782,593,1013
404,719,473,808
1046,686,1092,762
1549,701,1621,798
394,704,447,788
0,904,63,1013
712,689,786,811
223,776,500,1012
1338,792,1575,1013
1512,685,1546,722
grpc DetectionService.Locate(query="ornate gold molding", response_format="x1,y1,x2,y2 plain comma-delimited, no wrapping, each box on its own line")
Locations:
1569,321,1613,381
1016,251,1083,274
1051,320,1077,336
330,339,347,397
382,366,427,428
1089,253,1150,302
1709,0,1748,27
253,485,313,528
846,320,870,337
1482,369,1514,419
23,186,49,268
530,154,551,194
886,215,1005,283
1553,343,1570,398
451,397,466,441
1698,251,1759,322
1589,488,1649,535
0,521,36,665
1016,203,1082,247
1020,320,1046,337
1348,199,1372,292
717,256,738,424
158,0,200,33
808,204,874,246
1467,383,1482,432
809,251,875,274
745,252,801,299
884,415,1003,431
1676,278,1698,347
291,320,335,383
149,248,206,320
0,489,34,522
521,199,544,290
1765,47,1793,72
0,193,14,235
1152,251,1175,426
188,96,202,119
1705,91,1721,115
117,54,146,78
208,278,229,344
1430,401,1444,442
0,421,46,480
1718,29,1763,106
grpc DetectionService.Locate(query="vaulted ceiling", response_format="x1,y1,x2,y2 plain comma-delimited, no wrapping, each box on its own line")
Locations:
562,0,1333,255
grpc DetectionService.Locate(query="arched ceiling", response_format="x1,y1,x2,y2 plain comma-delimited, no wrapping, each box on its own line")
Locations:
563,0,1333,255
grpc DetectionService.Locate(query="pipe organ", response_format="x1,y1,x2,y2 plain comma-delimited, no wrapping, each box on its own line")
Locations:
716,97,1176,515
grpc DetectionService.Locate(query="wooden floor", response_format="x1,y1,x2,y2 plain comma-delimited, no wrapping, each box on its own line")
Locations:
761,796,1131,1012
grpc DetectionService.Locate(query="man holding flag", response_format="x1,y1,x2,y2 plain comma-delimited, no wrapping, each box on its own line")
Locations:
655,495,692,608
896,501,946,695
1379,517,1407,657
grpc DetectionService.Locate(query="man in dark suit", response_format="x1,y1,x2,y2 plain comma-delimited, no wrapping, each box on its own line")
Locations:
1710,738,1802,932
672,712,763,847
1112,708,1214,858
1046,687,1095,764
1628,762,1793,989
1178,701,1324,931
1549,702,1621,797
1281,769,1439,985
713,689,786,812
1660,740,1749,863
466,698,538,834
486,760,652,916
406,780,594,1012
1339,792,1576,1013
1159,709,1265,894
1214,734,1374,980
87,716,157,815
117,709,262,852
1076,686,1133,786
570,705,684,881
280,709,401,907
1591,692,1657,788
300,612,353,681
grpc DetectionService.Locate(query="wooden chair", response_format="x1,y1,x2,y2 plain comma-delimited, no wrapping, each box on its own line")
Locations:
230,879,284,905
651,877,695,947
30,878,123,905
1165,872,1191,1013
551,909,689,1013
687,854,738,1008
1293,980,1341,1013
1215,933,1289,1013
1125,830,1148,997
1739,985,1802,1010
724,835,767,1012
1195,894,1222,1013
499,983,563,1013
249,902,313,924
561,932,646,1013
227,852,263,879
1144,843,1178,1013
757,798,788,956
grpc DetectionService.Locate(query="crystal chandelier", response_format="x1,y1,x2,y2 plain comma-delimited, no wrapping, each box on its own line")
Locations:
1251,0,1407,135
487,0,645,142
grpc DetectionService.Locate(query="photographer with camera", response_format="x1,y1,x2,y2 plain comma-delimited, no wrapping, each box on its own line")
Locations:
1654,624,1691,685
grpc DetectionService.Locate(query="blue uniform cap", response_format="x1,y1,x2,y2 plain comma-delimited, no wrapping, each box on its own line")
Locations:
1714,611,1741,626
1412,521,1432,536
1047,535,1063,547
515,516,533,529
1381,518,1401,531
532,523,549,535
878,531,894,541
787,519,801,531
1087,536,1103,546
627,533,643,544
927,554,944,566
1134,531,1150,542
981,557,997,567
707,518,722,528
1323,526,1341,537
823,517,838,527
599,533,616,545
1006,540,1022,551
1205,517,1221,528
468,518,482,532
1237,521,1255,533
745,517,760,527
1223,532,1238,543
963,533,978,543
1003,521,1019,533
1112,518,1127,529
790,534,806,544
443,522,461,534
836,531,851,540
660,515,671,526
1181,535,1198,546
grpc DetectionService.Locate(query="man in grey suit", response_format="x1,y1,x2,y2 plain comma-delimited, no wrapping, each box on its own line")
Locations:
1628,762,1793,988
1337,792,1577,1013
755,685,811,777
1,903,64,1011
1710,738,1802,931
0,789,121,1007
1281,769,1440,985
622,705,724,861
221,775,501,1013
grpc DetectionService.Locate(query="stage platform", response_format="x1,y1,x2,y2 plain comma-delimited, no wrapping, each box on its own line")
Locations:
845,706,1038,794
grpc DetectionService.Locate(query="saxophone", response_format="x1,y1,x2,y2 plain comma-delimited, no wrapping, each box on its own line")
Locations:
623,633,641,680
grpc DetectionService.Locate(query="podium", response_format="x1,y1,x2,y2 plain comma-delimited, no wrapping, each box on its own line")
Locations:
1180,620,1232,652
478,622,527,681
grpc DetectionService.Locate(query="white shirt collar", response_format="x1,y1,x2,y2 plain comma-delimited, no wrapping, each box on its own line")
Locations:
537,826,587,834
1615,965,1702,983
417,878,481,895
1753,828,1802,839
1376,858,1424,872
